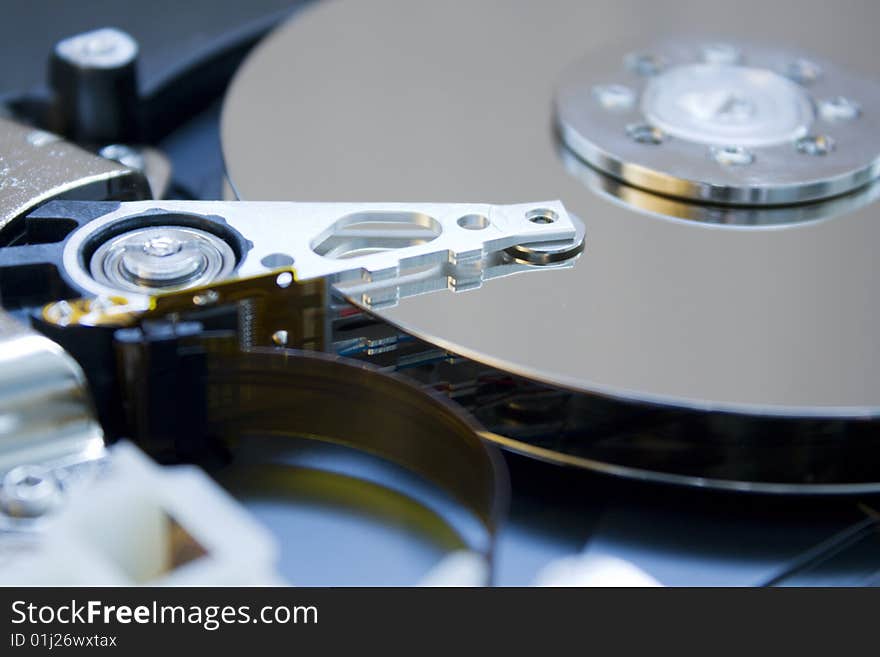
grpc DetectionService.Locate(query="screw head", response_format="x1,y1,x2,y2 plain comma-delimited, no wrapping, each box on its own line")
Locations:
701,43,743,66
819,96,861,122
796,134,835,156
276,272,294,289
626,122,665,144
526,208,559,224
45,300,74,326
88,295,120,314
1,466,62,518
592,84,636,110
711,145,755,166
785,58,822,85
624,52,665,77
192,290,220,306
142,236,182,258
91,225,235,294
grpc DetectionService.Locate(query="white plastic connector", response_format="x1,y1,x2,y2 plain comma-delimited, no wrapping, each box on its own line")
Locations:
0,442,282,586
533,554,662,587
418,550,489,587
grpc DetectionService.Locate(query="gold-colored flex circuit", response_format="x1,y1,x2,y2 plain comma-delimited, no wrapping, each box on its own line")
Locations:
42,269,508,579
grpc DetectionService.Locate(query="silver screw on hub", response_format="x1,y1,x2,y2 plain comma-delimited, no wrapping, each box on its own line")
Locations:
626,122,665,144
786,58,822,85
624,52,665,77
819,96,861,122
796,134,835,156
711,145,755,166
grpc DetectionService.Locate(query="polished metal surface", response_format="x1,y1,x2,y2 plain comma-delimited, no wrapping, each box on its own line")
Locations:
222,0,880,416
53,28,138,70
60,200,578,310
89,225,236,294
558,141,880,227
0,117,149,233
0,310,104,475
555,38,880,204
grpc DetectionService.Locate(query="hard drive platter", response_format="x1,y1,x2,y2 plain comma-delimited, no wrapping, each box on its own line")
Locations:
222,0,880,491
2,0,880,590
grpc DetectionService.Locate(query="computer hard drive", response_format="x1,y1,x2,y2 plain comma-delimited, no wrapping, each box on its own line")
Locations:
2,0,880,589
222,0,880,492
